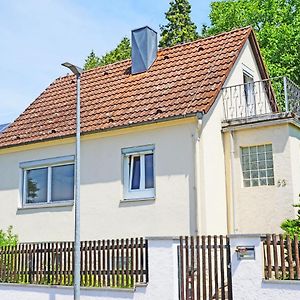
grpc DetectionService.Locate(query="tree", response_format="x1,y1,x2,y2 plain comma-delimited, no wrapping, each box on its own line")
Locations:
84,37,131,70
159,0,199,48
84,50,101,71
99,37,131,67
203,0,300,85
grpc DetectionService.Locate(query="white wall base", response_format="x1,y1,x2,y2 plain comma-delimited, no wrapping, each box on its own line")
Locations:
230,235,300,300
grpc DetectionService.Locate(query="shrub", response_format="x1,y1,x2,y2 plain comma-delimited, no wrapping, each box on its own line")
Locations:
0,226,18,246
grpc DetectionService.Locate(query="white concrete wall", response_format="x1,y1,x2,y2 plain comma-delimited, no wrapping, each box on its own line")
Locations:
0,238,179,300
0,120,197,242
231,235,300,300
224,123,296,234
198,97,228,235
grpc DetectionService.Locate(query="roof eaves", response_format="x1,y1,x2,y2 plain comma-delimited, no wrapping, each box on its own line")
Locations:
0,113,197,150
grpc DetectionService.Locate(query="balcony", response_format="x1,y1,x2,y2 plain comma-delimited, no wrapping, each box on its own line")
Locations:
222,77,300,122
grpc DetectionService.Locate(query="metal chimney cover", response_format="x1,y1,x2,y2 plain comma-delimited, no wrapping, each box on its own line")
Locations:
131,26,157,74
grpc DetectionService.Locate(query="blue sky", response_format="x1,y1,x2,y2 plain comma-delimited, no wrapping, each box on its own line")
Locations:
0,0,212,124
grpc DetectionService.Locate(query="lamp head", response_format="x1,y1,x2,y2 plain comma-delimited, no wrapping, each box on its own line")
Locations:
62,62,83,76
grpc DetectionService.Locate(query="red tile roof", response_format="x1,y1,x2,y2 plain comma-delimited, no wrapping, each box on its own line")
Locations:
0,27,263,149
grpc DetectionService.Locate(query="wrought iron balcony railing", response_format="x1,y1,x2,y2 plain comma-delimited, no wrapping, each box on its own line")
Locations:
222,77,300,122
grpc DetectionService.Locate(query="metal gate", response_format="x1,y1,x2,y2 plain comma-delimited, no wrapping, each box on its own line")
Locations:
178,235,233,300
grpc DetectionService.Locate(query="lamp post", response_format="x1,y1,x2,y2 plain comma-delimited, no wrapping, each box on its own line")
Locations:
62,62,83,300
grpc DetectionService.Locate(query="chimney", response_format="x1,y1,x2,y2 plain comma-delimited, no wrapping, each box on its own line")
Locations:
131,26,157,74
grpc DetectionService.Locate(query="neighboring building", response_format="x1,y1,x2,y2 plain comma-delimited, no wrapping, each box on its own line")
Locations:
0,26,300,242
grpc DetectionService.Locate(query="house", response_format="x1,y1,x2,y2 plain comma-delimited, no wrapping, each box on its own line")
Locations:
1,26,300,242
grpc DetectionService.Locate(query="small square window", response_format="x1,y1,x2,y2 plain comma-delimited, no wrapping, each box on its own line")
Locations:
241,144,274,187
122,145,155,200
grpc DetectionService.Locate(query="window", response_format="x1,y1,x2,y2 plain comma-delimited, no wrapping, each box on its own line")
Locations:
241,144,274,187
122,145,155,200
20,156,75,206
243,70,255,107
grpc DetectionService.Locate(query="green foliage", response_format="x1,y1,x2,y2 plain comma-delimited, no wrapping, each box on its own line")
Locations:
0,226,18,247
203,0,300,85
84,50,101,71
99,37,131,67
159,0,199,48
84,38,131,70
281,202,300,236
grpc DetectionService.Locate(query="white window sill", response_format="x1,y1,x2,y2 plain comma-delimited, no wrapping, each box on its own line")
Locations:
121,197,155,203
18,200,74,210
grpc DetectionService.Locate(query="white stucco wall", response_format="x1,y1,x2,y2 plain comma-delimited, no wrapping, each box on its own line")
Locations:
0,120,198,242
198,97,228,235
231,235,300,300
224,122,298,234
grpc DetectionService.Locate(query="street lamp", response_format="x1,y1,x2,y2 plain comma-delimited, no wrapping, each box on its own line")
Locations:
62,62,83,300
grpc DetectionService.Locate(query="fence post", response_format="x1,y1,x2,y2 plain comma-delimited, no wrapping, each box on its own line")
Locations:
228,234,262,300
142,237,179,300
284,76,289,112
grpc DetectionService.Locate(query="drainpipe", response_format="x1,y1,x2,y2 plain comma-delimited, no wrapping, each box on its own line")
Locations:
194,112,203,235
229,129,238,233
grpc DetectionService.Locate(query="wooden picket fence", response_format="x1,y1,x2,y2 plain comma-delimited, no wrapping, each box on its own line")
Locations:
178,235,233,300
0,238,148,288
263,234,300,280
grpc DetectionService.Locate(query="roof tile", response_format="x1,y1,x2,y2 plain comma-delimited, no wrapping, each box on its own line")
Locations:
0,27,252,149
